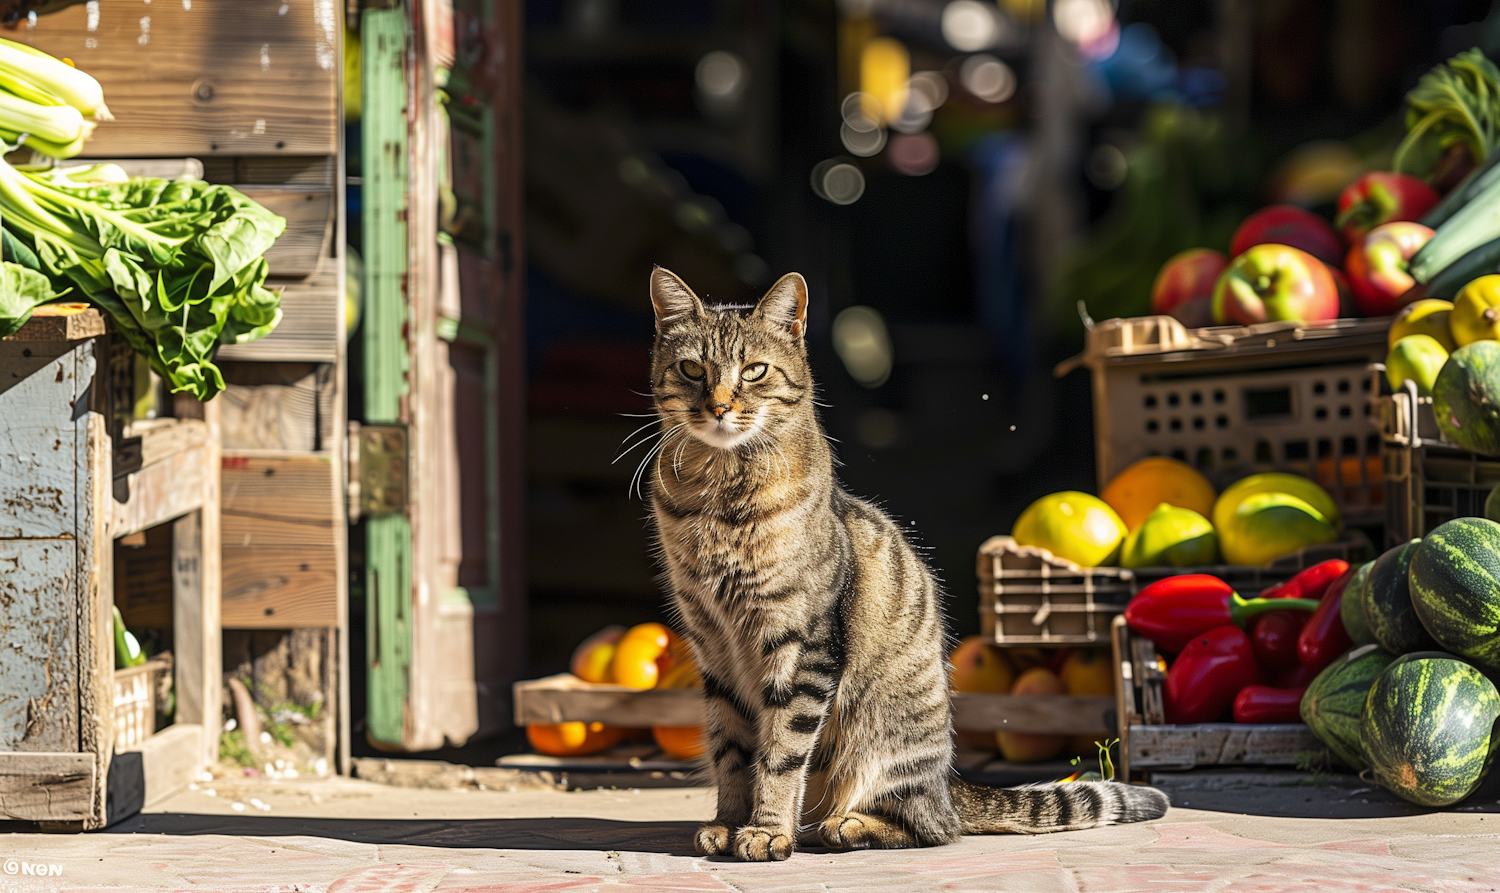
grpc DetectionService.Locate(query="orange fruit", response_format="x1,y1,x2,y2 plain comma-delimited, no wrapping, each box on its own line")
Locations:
609,622,673,689
949,635,1017,751
570,625,626,683
653,725,707,759
1059,649,1115,697
1101,456,1217,532
997,668,1066,763
527,722,624,756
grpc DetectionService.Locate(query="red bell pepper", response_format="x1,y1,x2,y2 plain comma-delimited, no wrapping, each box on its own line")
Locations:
1165,626,1265,724
1248,610,1307,673
1335,171,1440,243
1275,661,1321,690
1125,574,1320,654
1260,559,1350,602
1233,684,1306,724
1296,565,1357,674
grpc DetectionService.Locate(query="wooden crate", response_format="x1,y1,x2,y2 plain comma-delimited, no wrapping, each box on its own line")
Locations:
1111,616,1325,778
112,659,171,752
1377,377,1500,545
978,535,1372,646
513,674,1116,738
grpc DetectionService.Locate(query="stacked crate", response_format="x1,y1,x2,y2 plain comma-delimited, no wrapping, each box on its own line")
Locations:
23,0,348,775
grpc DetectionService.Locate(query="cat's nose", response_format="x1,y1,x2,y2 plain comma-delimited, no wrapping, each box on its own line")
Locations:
708,401,730,418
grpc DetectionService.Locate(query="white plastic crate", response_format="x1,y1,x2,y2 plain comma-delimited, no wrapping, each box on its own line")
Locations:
1057,315,1391,527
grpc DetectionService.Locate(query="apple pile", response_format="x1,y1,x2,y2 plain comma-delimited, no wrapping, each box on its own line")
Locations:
949,636,1117,763
527,622,706,760
1150,171,1439,326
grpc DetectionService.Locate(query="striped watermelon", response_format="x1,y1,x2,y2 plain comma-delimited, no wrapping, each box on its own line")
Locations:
1363,540,1438,654
1360,652,1500,806
1301,644,1395,770
1434,341,1500,455
1341,562,1377,647
1410,518,1500,672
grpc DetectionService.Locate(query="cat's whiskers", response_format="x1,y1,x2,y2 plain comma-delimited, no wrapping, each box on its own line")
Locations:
630,422,686,500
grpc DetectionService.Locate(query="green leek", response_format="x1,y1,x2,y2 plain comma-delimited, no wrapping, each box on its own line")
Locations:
0,37,109,120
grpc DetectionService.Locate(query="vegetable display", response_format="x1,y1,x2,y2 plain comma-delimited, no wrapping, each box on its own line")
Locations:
1123,574,1320,654
1393,49,1500,186
0,41,285,400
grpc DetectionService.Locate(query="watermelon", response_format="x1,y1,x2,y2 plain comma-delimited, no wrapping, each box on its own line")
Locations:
1410,517,1500,672
1341,562,1377,647
1359,652,1500,806
1301,644,1395,769
1434,341,1500,455
1362,540,1438,654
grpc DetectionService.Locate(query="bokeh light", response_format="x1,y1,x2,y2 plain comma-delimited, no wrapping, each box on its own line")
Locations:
960,54,1017,103
1086,144,1128,189
832,306,894,387
860,37,911,123
811,159,867,205
941,1,1000,53
696,50,748,101
889,132,940,176
841,121,889,156
1053,0,1118,57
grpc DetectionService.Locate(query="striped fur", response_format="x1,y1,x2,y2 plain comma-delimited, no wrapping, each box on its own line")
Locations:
645,268,1168,861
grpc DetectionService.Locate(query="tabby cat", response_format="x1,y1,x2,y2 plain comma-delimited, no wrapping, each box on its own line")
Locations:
644,267,1168,861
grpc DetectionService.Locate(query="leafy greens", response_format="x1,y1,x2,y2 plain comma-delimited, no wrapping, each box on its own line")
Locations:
1395,48,1500,179
0,161,286,399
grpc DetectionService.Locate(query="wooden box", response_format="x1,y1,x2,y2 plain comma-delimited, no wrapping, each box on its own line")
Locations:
18,0,338,157
1111,616,1325,777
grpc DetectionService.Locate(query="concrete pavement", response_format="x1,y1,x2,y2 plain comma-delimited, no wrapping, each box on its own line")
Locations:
1,768,1499,891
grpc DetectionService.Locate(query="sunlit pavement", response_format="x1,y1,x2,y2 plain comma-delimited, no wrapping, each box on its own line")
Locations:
3,771,1500,892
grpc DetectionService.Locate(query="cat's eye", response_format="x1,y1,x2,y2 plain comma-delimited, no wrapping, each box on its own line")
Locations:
742,362,768,382
679,359,706,380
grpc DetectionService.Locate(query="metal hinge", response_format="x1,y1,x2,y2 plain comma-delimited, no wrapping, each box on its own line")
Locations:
348,421,407,522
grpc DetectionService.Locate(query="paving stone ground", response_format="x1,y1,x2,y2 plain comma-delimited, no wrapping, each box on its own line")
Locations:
3,769,1500,892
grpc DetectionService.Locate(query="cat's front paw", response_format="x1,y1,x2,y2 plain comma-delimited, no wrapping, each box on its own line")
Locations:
694,822,733,856
734,825,794,861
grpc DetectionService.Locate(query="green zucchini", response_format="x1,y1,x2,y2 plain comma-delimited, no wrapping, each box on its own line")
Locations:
1412,173,1500,284
1423,150,1500,229
1423,236,1500,301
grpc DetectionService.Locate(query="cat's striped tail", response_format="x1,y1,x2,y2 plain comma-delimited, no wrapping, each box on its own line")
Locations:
951,779,1169,834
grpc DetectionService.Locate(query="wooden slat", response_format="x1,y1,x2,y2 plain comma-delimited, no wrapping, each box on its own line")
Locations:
0,753,95,822
2,310,106,342
219,362,335,451
21,0,337,157
128,723,203,808
216,271,339,362
220,454,338,628
1127,724,1323,770
243,187,334,280
115,525,174,630
511,675,1113,736
111,443,209,538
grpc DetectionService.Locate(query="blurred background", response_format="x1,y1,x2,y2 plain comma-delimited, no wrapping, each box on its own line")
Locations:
521,0,1500,675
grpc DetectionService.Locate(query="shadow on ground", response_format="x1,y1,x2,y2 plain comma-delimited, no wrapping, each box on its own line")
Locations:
107,815,703,856
1150,768,1500,819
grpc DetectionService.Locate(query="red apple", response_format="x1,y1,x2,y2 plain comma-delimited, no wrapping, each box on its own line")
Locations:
1335,172,1439,244
1230,205,1344,266
1151,249,1228,326
1212,244,1340,325
1344,221,1434,317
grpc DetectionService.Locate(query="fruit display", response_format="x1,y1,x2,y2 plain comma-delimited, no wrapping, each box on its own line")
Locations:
1360,541,1439,655
1389,299,1457,351
1019,464,1339,571
1099,456,1217,532
1211,473,1342,566
1432,341,1500,454
1211,243,1339,325
1149,249,1227,327
529,622,699,758
948,638,1116,764
1359,653,1500,806
1301,644,1396,770
1409,518,1500,672
1450,275,1500,345
1123,573,1323,654
1384,335,1447,396
1335,172,1440,244
1345,222,1434,317
1010,491,1127,567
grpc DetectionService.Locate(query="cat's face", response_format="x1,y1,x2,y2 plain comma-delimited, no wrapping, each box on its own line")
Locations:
649,268,810,450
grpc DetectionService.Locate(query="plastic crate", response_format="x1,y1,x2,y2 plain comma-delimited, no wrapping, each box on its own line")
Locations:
977,535,1373,646
1378,376,1500,544
112,657,170,752
1057,315,1390,527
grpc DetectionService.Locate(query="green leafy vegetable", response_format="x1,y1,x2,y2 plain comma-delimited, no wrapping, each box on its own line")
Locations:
0,161,286,399
0,260,67,337
1394,48,1500,179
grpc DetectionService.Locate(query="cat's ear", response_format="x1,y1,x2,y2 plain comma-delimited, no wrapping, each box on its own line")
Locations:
753,272,808,340
650,267,704,329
